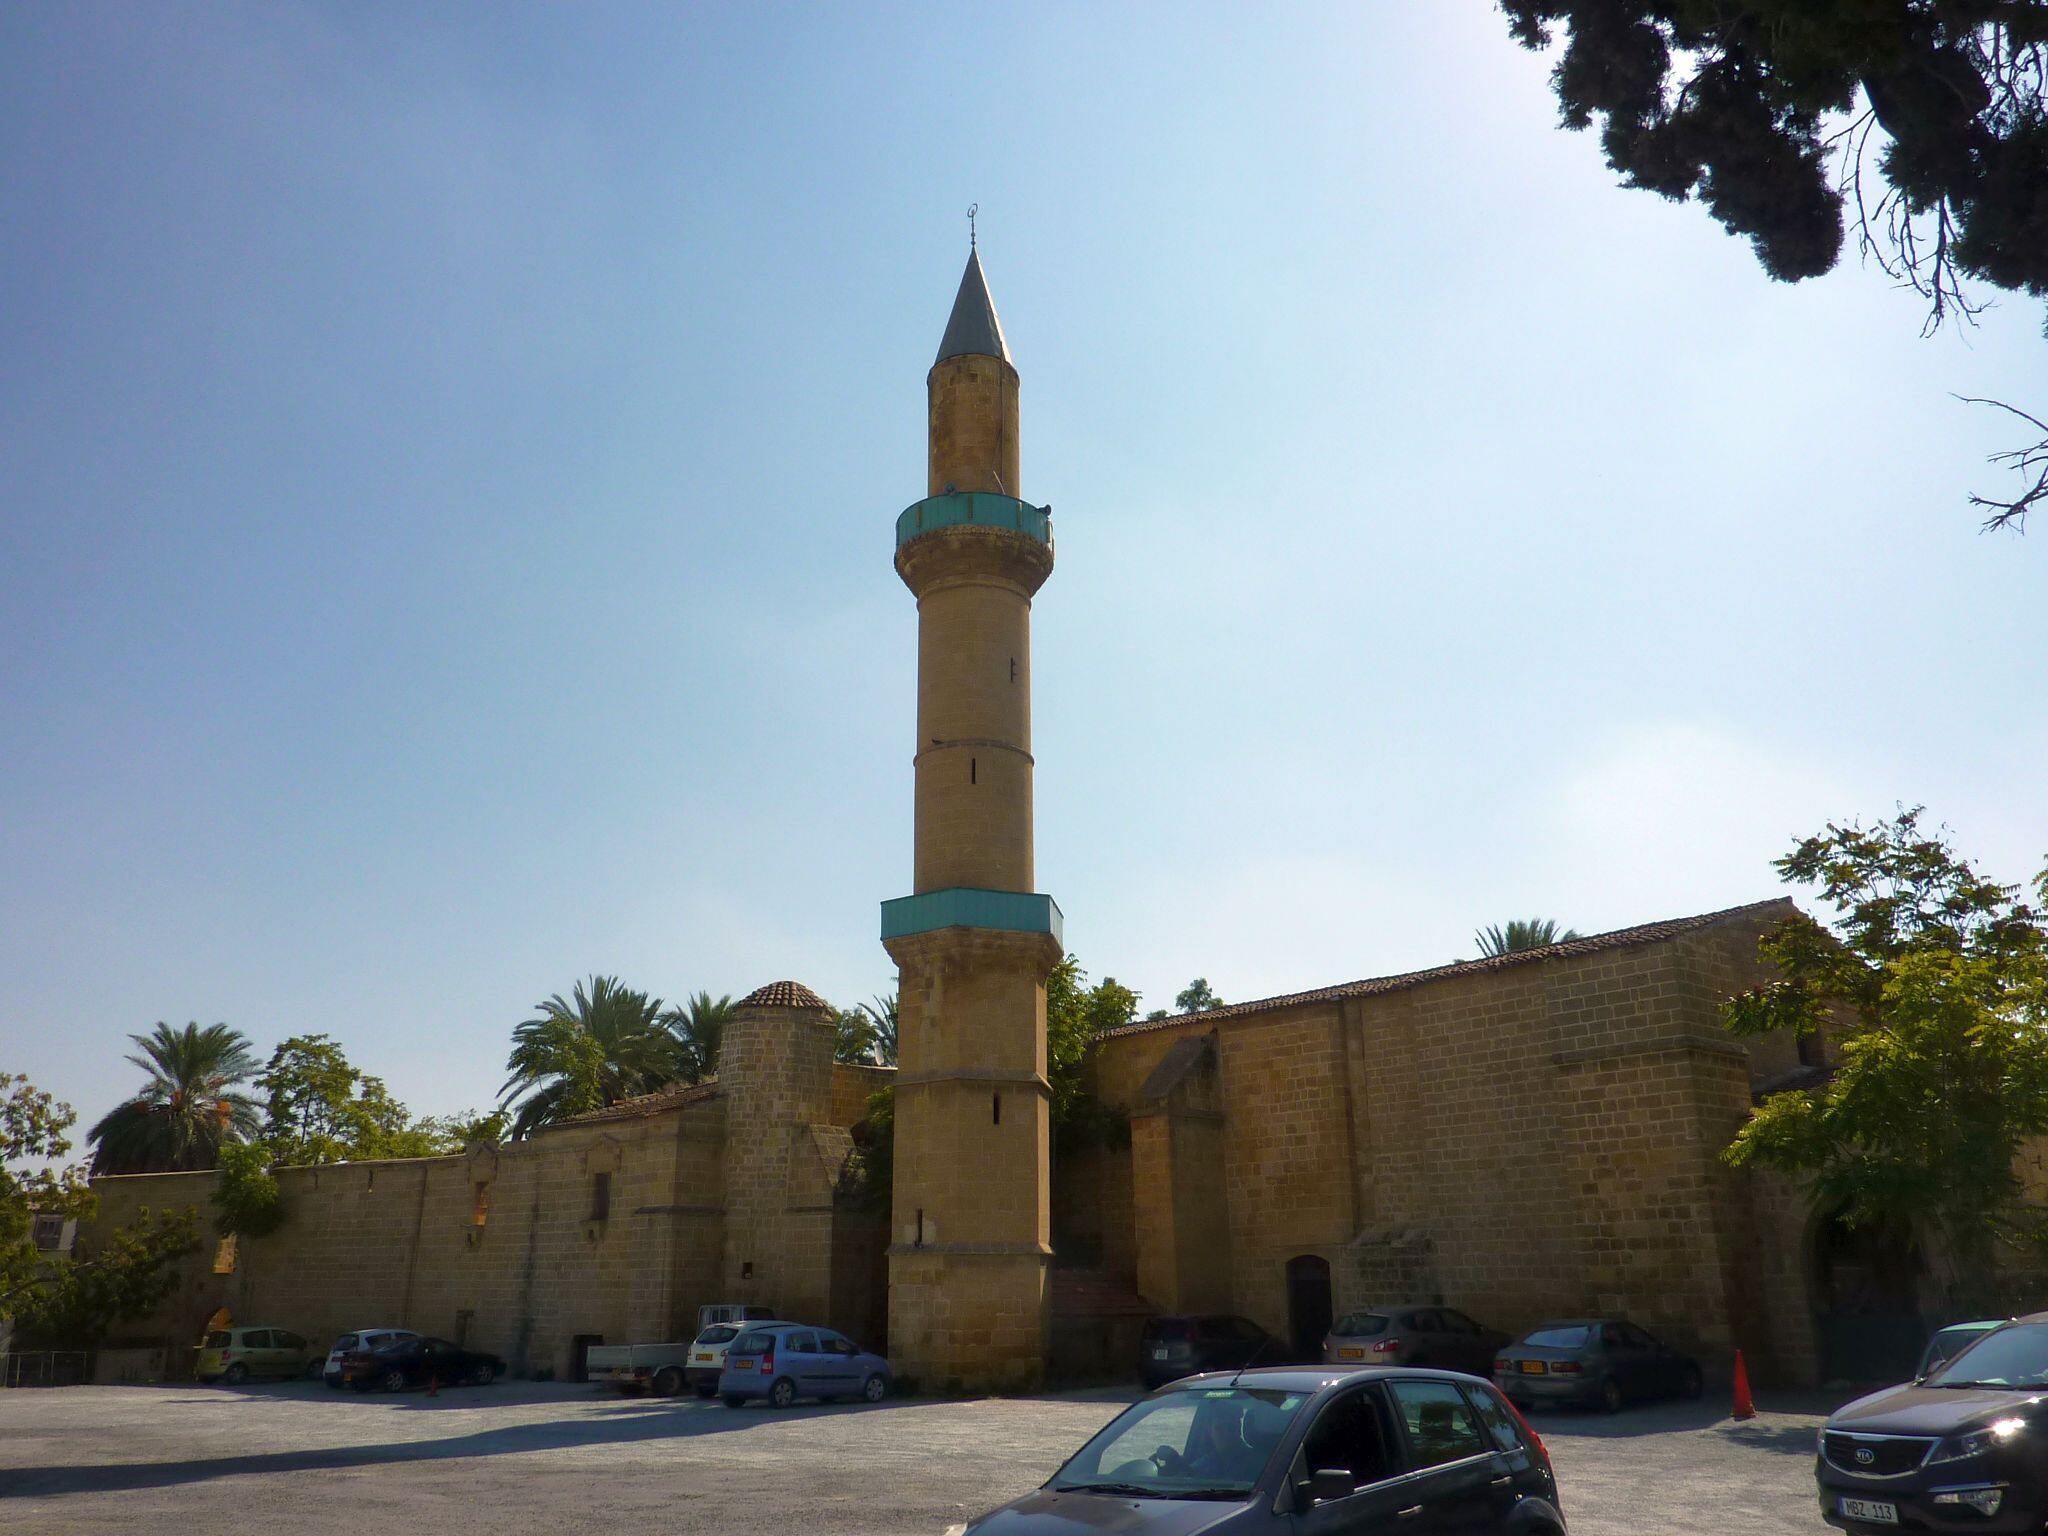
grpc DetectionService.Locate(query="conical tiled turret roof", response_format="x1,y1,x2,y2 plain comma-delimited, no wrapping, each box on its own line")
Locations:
935,247,1011,365
736,980,830,1011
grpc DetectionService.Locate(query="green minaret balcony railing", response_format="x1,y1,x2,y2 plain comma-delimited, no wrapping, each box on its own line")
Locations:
881,887,1064,945
895,492,1053,550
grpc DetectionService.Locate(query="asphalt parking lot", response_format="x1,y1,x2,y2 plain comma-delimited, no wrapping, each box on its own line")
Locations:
0,1379,1837,1534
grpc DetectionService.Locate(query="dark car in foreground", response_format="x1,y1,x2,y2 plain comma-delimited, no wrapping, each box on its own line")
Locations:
965,1365,1565,1534
1141,1314,1278,1390
1494,1319,1701,1414
339,1335,504,1392
1917,1319,2009,1381
1818,1313,2048,1533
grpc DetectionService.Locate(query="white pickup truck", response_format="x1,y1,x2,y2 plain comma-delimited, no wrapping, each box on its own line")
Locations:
589,1304,782,1398
585,1340,695,1397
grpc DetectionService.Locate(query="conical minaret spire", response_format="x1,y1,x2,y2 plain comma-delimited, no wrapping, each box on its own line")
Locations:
935,247,1011,365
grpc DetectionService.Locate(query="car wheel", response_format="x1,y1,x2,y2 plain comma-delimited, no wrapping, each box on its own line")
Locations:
469,1362,496,1387
382,1367,408,1393
862,1373,888,1403
652,1367,683,1398
721,1393,747,1409
305,1360,325,1382
223,1363,248,1385
1679,1363,1703,1400
768,1377,796,1409
1599,1376,1624,1414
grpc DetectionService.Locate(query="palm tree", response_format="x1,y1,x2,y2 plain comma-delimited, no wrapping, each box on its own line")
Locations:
1475,919,1583,958
499,976,684,1139
859,992,898,1067
667,991,735,1083
88,1022,262,1174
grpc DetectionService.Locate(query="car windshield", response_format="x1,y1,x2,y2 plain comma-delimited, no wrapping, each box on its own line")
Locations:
697,1325,740,1346
1332,1313,1388,1337
1522,1326,1591,1350
1928,1322,2048,1387
1049,1387,1309,1499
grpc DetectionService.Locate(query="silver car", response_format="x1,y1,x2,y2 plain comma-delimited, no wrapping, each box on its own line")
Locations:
1322,1304,1507,1376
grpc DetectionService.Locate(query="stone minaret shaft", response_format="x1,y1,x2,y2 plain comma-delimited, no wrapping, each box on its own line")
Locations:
881,247,1062,1391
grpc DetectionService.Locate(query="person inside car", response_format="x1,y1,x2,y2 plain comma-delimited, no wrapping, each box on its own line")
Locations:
1156,1403,1265,1485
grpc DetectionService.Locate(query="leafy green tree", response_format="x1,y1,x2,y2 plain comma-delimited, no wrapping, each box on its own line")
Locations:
833,1007,877,1065
1500,4,2048,530
1475,919,1583,957
419,1106,510,1148
255,1034,449,1164
2,1073,197,1345
668,991,735,1084
500,976,685,1139
1723,808,2048,1307
87,1023,261,1175
211,1140,286,1238
1049,956,1139,1153
1173,978,1225,1013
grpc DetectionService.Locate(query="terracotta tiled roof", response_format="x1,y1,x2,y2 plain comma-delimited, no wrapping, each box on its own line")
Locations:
737,980,830,1011
1100,898,1799,1039
556,1079,720,1126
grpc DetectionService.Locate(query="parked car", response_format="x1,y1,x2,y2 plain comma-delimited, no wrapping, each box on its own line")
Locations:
338,1335,504,1392
196,1327,323,1385
321,1328,418,1387
686,1320,783,1398
1494,1319,1702,1413
962,1365,1563,1533
1324,1303,1510,1376
1141,1314,1276,1390
1817,1311,2048,1533
1917,1318,2009,1380
717,1323,891,1409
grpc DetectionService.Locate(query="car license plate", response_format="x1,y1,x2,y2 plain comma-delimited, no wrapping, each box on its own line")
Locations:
1519,1361,1547,1375
1339,1348,1364,1360
1839,1497,1898,1524
1152,1348,1169,1360
694,1353,713,1362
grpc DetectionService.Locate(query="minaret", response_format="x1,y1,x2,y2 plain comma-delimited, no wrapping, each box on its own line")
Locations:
880,240,1062,1391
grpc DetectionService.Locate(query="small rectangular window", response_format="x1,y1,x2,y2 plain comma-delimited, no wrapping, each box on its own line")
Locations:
591,1171,612,1222
992,1091,1001,1126
472,1181,491,1227
970,757,977,785
213,1234,238,1274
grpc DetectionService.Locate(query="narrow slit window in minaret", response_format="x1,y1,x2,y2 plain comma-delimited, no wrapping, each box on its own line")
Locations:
992,1092,1001,1126
970,757,977,784
1010,657,1017,682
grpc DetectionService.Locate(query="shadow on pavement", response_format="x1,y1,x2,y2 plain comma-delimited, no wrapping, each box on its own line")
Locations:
1,1397,925,1499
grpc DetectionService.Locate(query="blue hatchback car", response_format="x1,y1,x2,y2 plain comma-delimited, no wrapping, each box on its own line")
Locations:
717,1322,892,1409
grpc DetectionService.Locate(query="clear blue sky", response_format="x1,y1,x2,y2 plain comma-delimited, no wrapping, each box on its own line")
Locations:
3,4,2041,1142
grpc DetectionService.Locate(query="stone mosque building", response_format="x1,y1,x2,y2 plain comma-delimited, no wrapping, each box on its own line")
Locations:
82,248,1839,1391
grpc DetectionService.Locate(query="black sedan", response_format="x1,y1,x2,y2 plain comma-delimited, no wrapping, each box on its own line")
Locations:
1819,1314,2048,1533
1494,1319,1702,1413
339,1335,504,1392
965,1365,1565,1534
1140,1314,1278,1390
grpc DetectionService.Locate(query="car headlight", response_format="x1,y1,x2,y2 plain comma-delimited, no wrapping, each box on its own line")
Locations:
1929,1417,2028,1463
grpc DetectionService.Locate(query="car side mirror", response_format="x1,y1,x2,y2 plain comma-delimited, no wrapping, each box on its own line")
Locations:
1307,1468,1355,1504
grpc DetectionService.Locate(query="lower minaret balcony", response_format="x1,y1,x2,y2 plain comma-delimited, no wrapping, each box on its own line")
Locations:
880,887,1063,943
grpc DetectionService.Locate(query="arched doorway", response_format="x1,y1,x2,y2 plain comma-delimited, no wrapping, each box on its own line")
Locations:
1285,1254,1333,1360
1812,1212,1927,1383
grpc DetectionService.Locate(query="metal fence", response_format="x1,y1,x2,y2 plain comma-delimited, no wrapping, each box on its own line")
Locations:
0,1350,94,1388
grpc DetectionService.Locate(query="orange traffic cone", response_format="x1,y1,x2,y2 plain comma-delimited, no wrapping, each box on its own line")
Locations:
1730,1350,1755,1421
